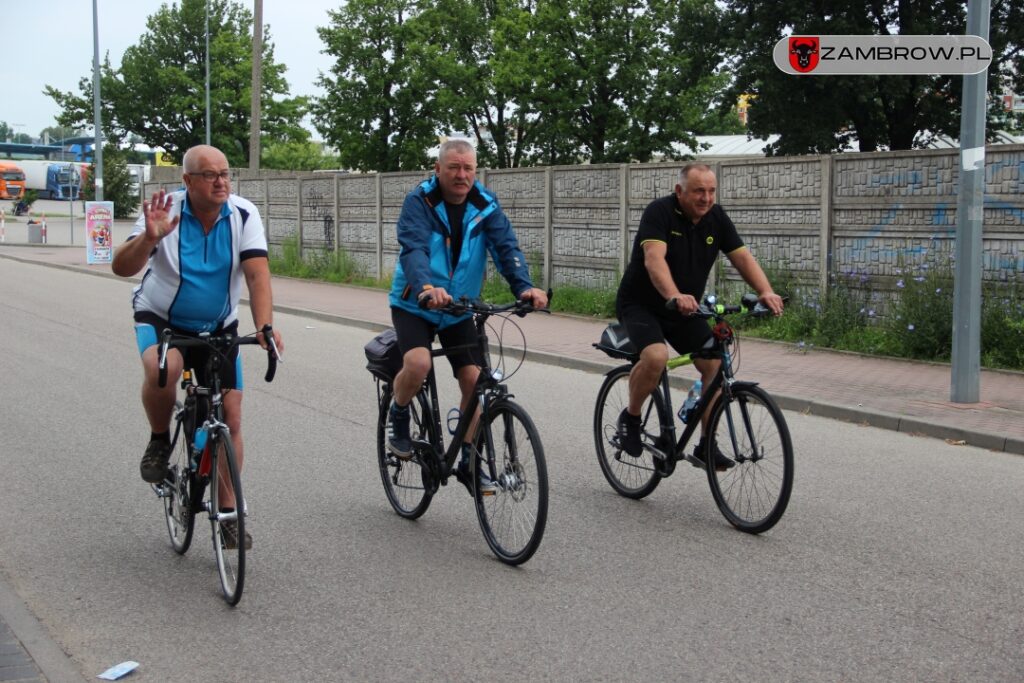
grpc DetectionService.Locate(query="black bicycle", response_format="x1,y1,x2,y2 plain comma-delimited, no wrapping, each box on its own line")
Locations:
593,294,793,534
366,297,549,565
152,325,279,604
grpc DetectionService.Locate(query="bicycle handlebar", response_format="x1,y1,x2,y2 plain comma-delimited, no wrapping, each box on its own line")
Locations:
663,293,774,319
420,289,554,318
157,324,279,388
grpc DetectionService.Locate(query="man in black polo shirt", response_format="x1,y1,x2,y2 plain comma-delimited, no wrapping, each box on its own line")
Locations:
616,163,784,469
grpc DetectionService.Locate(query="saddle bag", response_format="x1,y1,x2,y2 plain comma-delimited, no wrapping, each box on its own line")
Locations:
364,328,403,381
594,323,637,360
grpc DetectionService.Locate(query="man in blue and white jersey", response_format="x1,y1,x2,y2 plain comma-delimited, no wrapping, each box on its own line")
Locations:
386,139,547,494
113,145,283,549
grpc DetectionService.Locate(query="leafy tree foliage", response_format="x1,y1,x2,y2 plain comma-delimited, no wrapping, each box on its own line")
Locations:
528,0,730,163
262,140,341,171
1,122,33,143
722,0,1024,153
312,0,440,172
313,0,737,169
81,144,137,219
45,0,307,166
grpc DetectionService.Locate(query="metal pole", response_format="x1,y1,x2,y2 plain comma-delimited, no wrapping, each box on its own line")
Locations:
205,0,211,146
951,0,990,403
91,0,104,201
249,0,263,170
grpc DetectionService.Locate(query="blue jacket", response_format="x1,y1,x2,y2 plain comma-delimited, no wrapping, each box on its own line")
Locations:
389,176,533,328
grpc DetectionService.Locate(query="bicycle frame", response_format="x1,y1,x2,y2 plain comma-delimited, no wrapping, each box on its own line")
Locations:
645,321,756,478
418,313,509,487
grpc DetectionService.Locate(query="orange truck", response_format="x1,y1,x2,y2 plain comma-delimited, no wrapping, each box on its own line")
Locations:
0,161,26,200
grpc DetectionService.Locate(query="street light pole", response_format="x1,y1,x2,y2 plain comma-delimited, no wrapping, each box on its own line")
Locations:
92,0,104,201
205,0,211,146
249,0,263,170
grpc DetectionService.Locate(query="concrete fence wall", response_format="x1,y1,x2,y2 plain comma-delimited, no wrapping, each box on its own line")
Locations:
144,145,1024,299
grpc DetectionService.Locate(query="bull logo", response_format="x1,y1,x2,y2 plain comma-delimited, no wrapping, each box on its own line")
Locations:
789,36,820,73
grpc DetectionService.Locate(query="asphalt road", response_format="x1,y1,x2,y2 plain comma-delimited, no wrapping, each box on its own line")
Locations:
1,259,1022,681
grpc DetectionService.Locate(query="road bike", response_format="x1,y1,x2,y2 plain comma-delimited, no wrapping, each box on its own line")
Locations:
366,297,550,565
151,325,280,604
593,294,793,534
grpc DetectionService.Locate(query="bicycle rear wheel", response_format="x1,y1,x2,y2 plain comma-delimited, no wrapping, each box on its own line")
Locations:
705,385,793,534
473,400,548,565
209,427,245,605
377,386,433,519
162,403,196,554
593,365,663,499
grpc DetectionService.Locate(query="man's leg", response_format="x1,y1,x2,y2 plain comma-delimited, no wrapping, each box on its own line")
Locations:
138,343,182,483
627,343,668,416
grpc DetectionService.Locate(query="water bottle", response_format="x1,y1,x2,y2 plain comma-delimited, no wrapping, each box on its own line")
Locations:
192,427,208,472
678,379,703,423
447,407,461,435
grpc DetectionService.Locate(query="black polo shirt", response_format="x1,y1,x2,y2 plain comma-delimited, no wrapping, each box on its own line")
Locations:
617,194,744,312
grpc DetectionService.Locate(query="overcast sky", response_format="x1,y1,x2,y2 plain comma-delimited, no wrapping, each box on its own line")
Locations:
7,0,340,140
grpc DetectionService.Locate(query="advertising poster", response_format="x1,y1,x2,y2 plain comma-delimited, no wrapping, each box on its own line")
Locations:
85,201,114,264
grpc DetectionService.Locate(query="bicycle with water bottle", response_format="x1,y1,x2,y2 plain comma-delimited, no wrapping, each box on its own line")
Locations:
592,293,794,534
151,325,280,605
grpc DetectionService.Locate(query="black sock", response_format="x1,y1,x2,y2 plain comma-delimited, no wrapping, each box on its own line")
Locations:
151,431,170,443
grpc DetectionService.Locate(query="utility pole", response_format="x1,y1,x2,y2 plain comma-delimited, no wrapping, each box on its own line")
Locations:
205,0,211,145
91,0,104,200
951,0,990,402
249,0,263,170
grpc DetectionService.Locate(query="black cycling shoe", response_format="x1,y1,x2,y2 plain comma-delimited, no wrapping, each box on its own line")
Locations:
387,401,412,459
690,438,735,471
140,439,172,483
618,409,643,457
454,446,498,496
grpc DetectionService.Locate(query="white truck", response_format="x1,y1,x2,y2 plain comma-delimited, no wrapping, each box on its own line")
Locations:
17,159,88,200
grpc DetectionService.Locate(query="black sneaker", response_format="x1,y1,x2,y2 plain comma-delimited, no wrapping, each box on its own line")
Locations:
454,445,498,496
221,518,252,550
690,438,736,471
618,409,643,457
140,439,172,483
387,401,412,458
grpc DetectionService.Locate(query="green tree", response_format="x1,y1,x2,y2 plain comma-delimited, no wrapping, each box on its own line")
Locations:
312,0,440,172
419,0,546,168
44,0,307,166
0,121,11,141
262,140,341,171
722,0,1024,153
82,144,137,219
526,0,730,164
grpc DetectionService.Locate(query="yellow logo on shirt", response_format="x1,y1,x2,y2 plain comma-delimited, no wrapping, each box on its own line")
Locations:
706,236,714,245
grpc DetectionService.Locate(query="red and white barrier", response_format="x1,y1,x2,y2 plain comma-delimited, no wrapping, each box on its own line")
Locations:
41,213,47,244
1,208,5,242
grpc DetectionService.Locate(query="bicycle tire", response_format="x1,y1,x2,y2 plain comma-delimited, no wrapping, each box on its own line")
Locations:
473,400,548,565
705,384,793,534
593,365,664,499
209,427,245,605
163,402,196,554
376,386,434,520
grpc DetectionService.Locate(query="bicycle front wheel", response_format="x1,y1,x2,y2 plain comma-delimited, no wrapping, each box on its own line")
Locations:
209,427,245,605
705,385,793,534
163,405,196,554
376,386,433,519
474,400,548,565
593,365,663,499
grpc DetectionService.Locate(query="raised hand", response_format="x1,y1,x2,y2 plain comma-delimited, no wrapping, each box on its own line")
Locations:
142,190,180,242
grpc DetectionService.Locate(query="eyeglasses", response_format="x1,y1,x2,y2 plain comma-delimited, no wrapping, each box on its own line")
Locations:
188,170,232,183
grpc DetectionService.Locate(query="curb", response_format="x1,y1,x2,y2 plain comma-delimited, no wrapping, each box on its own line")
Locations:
3,251,1020,456
0,571,89,682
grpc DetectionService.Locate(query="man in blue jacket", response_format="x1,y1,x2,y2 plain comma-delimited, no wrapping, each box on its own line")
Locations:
387,139,548,493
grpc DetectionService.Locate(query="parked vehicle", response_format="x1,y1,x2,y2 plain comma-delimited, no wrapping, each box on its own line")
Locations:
0,161,26,200
17,159,84,200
